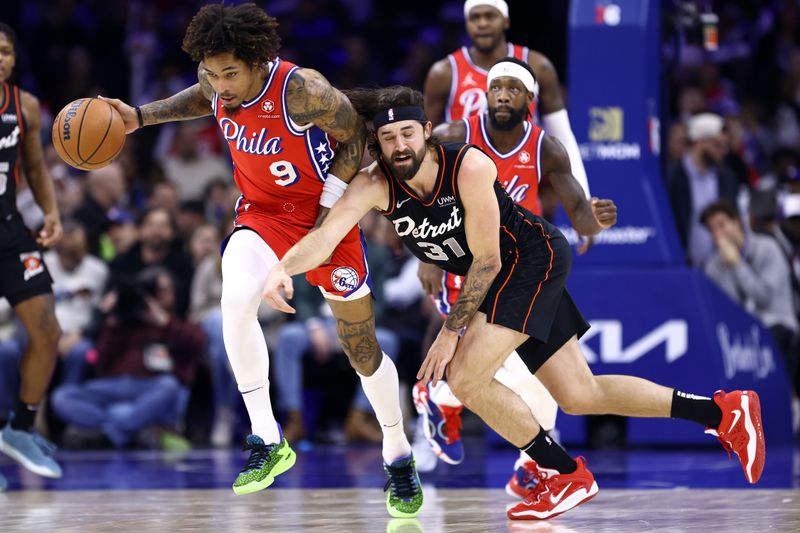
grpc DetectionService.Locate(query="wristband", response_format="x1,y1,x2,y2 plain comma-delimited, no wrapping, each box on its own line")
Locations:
319,174,348,208
135,106,144,129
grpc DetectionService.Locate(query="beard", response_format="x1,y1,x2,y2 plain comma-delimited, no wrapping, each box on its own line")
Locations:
488,105,527,131
386,144,427,181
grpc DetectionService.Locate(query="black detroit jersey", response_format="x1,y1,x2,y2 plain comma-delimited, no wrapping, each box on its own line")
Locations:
379,142,527,276
0,83,25,220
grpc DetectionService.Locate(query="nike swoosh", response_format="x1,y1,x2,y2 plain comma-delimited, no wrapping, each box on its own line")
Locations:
729,409,741,434
550,482,572,504
396,198,411,208
418,387,433,416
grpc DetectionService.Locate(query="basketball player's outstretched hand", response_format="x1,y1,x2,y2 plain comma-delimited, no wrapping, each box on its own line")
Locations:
37,211,63,248
262,264,296,314
97,96,139,133
418,328,459,387
591,198,617,229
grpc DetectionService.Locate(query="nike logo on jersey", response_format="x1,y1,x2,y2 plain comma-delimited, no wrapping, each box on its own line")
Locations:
396,197,412,208
728,409,741,433
550,483,572,504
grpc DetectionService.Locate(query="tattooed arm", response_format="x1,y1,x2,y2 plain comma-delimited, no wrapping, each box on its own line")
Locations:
443,149,502,332
417,148,502,385
100,63,214,133
285,68,366,183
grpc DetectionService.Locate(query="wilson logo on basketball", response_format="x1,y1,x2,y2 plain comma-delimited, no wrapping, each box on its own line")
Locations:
262,99,275,113
19,252,44,281
61,99,84,141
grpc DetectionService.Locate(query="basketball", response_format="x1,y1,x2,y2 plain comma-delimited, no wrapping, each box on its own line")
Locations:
51,97,126,171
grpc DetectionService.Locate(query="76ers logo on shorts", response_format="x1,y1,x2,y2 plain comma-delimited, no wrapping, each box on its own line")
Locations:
19,252,44,281
331,266,359,292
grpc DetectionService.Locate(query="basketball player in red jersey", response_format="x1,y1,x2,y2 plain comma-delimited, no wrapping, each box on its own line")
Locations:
424,0,590,197
101,5,422,516
0,22,64,490
413,59,561,498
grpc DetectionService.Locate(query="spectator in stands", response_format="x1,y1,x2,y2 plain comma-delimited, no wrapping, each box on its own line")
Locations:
147,181,180,213
73,163,127,257
668,112,740,266
702,200,799,400
110,207,194,318
51,267,204,449
43,221,109,384
159,121,230,202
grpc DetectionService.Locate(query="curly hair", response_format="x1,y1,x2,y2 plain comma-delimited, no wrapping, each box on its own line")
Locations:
181,3,281,65
343,86,439,157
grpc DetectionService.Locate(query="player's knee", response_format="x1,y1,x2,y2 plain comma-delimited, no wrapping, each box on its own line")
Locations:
220,277,261,318
555,386,596,416
341,334,382,376
447,362,479,406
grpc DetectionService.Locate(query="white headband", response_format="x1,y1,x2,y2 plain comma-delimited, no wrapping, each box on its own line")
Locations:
464,0,509,19
487,61,539,97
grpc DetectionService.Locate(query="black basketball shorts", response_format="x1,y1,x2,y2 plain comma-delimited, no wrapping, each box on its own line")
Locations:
0,216,53,307
478,212,589,373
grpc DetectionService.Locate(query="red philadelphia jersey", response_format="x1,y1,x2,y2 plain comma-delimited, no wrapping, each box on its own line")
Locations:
445,43,533,121
464,113,544,216
213,58,370,299
213,57,336,231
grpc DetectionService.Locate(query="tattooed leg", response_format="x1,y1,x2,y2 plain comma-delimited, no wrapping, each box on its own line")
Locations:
327,295,382,375
13,294,61,405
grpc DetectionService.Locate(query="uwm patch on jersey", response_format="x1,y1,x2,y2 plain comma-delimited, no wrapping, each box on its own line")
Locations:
463,113,545,216
213,58,336,228
446,43,531,121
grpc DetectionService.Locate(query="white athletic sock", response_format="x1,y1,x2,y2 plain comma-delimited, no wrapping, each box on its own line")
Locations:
429,380,463,408
358,353,412,464
240,380,281,444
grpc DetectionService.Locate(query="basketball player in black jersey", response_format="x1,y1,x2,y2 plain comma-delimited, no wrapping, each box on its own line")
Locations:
262,87,766,520
0,23,63,489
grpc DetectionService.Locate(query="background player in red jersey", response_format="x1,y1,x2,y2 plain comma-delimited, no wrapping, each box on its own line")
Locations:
424,0,590,199
101,4,421,516
413,58,562,497
0,22,64,490
261,86,766,521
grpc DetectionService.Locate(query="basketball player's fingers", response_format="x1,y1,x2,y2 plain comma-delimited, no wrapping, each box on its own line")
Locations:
417,354,433,382
434,359,449,387
97,96,139,133
283,278,294,300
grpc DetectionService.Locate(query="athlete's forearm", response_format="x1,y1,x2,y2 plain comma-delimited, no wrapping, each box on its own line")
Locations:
140,84,212,126
328,124,366,182
281,228,337,277
443,255,500,332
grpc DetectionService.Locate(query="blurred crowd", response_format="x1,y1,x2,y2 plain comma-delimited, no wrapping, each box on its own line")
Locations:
0,0,799,450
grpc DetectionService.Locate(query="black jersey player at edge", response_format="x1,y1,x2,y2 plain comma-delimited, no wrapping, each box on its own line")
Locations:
0,22,64,486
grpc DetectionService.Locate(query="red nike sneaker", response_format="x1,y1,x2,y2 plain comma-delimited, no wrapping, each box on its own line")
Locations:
705,390,765,484
506,457,599,520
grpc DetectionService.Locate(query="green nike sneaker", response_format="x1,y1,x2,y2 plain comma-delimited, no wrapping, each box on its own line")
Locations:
232,432,296,495
383,455,423,518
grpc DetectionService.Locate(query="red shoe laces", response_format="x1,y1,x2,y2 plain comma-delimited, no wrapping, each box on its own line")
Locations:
523,470,550,503
440,405,463,444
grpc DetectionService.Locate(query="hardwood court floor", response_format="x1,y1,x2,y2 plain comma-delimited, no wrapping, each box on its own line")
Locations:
2,487,799,532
